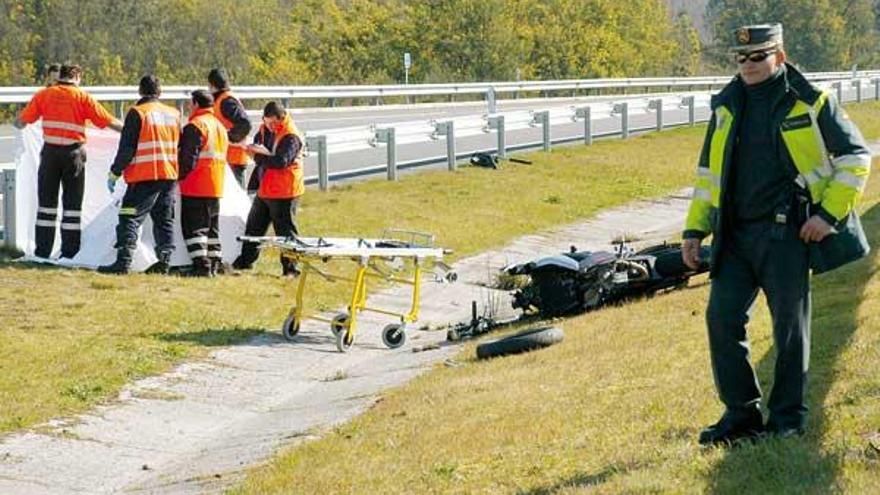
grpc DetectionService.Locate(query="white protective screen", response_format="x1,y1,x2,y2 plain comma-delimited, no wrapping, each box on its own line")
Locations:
14,123,248,271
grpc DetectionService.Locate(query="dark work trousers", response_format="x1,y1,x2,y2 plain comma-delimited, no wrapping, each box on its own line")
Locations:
230,164,246,189
35,144,86,258
114,180,176,263
706,220,811,430
246,165,263,197
238,197,299,272
181,196,221,270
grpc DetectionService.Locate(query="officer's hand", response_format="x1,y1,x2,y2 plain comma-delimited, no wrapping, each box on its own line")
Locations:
106,172,119,194
682,238,703,271
799,215,833,243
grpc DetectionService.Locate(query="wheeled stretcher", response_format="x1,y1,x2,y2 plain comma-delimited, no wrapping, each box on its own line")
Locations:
238,231,454,353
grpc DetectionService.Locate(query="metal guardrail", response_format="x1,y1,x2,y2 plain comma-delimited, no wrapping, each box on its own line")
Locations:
2,74,877,249
2,71,879,105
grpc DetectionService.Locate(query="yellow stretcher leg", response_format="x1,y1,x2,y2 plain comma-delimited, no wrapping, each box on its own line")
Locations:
339,261,368,352
405,259,422,323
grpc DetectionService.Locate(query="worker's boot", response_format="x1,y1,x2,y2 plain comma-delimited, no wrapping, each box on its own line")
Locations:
97,249,133,275
281,258,301,278
211,258,232,276
188,257,213,277
145,251,171,275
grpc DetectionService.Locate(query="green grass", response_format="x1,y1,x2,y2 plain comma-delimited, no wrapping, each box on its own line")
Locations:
229,103,880,494
1,101,877,442
0,124,705,435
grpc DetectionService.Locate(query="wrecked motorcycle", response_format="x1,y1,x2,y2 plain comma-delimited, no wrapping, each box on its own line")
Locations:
506,241,711,317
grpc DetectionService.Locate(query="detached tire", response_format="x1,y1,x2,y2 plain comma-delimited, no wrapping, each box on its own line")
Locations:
476,326,564,360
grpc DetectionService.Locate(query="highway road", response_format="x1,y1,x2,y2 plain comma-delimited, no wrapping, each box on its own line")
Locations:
0,85,864,183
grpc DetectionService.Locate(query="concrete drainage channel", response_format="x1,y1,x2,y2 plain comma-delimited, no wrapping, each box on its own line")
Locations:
0,190,692,494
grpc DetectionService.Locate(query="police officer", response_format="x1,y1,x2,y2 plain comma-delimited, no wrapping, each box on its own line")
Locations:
233,101,304,276
682,24,872,445
178,89,229,277
99,75,181,275
208,68,252,188
14,64,123,259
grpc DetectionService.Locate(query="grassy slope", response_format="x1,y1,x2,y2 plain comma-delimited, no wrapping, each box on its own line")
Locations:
233,102,880,494
0,121,705,434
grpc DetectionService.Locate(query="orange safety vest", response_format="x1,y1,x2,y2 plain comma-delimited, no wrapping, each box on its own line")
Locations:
124,101,181,184
178,107,228,198
213,90,251,167
18,83,115,146
259,115,305,200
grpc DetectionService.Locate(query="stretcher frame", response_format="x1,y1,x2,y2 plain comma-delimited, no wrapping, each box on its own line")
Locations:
239,231,453,352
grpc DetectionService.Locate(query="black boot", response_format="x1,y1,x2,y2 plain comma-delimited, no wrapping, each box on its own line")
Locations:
98,249,133,275
282,260,301,277
698,410,764,446
145,251,171,275
187,257,213,277
232,255,254,270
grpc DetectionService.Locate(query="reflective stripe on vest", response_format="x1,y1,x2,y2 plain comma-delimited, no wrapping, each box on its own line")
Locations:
214,91,250,166
684,105,732,233
178,109,228,198
258,116,305,200
124,102,181,183
780,91,871,220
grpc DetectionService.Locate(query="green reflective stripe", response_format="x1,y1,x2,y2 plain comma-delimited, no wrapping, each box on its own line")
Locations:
692,187,712,201
119,207,137,216
832,170,868,190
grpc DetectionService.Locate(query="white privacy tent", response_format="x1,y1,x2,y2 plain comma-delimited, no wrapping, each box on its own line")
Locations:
13,124,249,271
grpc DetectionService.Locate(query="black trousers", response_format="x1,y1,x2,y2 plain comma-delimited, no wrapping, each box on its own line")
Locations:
114,180,176,262
238,197,299,270
181,196,220,269
35,144,86,258
706,221,811,430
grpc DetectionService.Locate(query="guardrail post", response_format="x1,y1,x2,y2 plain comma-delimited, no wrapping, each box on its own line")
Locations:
433,121,457,171
487,115,506,158
176,100,186,116
114,101,124,119
681,96,696,126
575,106,592,145
875,78,880,100
688,96,696,126
306,135,329,191
374,128,397,181
833,81,843,103
531,110,551,151
486,87,497,114
613,102,629,139
853,80,862,103
2,169,15,248
282,98,291,109
649,98,664,131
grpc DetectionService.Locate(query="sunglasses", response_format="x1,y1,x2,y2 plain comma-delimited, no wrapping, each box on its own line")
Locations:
735,50,776,64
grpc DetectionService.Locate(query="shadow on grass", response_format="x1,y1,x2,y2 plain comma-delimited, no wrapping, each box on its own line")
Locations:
517,460,652,494
156,327,265,347
706,203,880,494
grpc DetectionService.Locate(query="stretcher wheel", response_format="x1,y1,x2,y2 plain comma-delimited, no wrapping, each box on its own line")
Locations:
331,313,350,336
282,314,300,341
381,323,407,349
336,329,354,353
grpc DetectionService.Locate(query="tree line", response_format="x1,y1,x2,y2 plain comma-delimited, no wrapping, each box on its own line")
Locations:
0,0,877,90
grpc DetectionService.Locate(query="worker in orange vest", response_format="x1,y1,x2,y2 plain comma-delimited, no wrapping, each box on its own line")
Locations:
14,64,123,259
208,68,252,188
99,75,181,275
233,101,304,276
177,90,229,277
